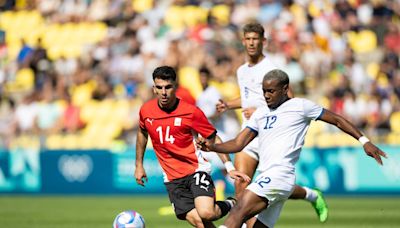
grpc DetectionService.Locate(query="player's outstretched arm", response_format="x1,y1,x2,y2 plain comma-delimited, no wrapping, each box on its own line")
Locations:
318,109,387,165
216,98,242,113
197,128,257,154
135,127,149,186
204,135,252,183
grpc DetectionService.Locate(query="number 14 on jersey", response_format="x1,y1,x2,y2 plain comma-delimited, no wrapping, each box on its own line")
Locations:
156,126,175,144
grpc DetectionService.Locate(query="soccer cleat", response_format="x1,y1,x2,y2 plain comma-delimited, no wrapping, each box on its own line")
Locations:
311,189,328,223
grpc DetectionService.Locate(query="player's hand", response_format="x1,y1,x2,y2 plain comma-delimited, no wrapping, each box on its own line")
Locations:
196,137,213,151
363,142,387,165
243,107,256,120
134,166,148,186
228,170,251,183
216,99,228,113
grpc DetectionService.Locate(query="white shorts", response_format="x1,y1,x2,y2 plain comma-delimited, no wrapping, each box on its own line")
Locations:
246,170,295,227
242,136,259,161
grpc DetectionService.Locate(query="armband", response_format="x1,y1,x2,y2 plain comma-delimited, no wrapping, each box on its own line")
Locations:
358,136,370,146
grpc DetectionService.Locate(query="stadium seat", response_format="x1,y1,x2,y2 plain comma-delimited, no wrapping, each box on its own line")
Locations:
390,112,400,133
211,4,231,26
347,30,377,53
386,132,400,145
5,68,34,93
45,134,64,149
165,5,185,32
178,66,202,99
133,0,154,13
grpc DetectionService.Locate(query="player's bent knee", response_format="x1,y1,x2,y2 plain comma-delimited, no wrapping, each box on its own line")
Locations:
234,181,249,197
185,210,203,225
197,209,216,221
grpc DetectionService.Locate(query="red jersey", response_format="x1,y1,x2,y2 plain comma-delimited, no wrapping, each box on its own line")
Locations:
139,98,216,182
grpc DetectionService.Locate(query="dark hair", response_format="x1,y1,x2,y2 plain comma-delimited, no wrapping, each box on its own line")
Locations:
243,23,265,38
263,69,289,87
152,66,177,81
199,66,211,77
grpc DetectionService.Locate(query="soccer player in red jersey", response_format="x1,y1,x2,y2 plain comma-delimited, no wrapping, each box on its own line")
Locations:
134,66,250,228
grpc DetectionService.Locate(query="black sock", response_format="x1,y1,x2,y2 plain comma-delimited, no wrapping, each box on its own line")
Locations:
216,200,231,217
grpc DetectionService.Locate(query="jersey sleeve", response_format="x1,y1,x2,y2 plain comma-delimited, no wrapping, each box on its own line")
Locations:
192,106,216,138
302,99,324,120
246,107,261,133
138,107,146,130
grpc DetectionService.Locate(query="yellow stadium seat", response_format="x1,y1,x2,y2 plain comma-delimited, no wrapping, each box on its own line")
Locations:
91,22,108,42
211,4,230,26
6,68,34,92
62,134,79,149
178,66,202,99
210,80,240,100
390,112,400,133
71,82,95,107
347,30,377,53
95,99,115,122
165,5,185,32
132,0,153,13
0,11,13,29
80,100,99,122
315,133,335,148
304,134,315,147
102,122,123,139
113,99,130,124
82,123,101,138
366,62,379,79
386,132,400,145
182,5,207,27
46,134,64,150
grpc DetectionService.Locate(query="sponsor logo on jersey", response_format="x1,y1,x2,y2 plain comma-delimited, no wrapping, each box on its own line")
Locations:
174,117,182,126
146,118,154,125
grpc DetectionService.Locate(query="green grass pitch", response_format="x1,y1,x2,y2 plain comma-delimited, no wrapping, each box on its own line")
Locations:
1,195,399,227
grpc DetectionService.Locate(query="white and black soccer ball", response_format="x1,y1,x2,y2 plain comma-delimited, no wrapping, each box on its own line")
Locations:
113,210,145,228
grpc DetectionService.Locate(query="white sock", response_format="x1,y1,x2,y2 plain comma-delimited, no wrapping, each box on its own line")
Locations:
304,187,318,203
218,226,228,228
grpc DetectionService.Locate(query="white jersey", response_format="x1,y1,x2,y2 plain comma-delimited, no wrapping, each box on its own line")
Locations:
237,55,277,127
247,98,323,174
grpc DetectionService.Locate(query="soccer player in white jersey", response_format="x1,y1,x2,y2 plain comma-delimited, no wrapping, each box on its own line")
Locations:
200,69,387,228
216,22,329,224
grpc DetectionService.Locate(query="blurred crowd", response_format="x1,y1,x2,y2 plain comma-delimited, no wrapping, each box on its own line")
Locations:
0,0,400,150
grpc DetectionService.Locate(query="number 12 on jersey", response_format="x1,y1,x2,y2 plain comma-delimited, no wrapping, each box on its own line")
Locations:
156,126,175,144
264,115,277,129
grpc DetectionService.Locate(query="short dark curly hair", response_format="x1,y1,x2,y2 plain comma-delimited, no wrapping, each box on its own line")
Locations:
243,22,265,38
152,66,177,82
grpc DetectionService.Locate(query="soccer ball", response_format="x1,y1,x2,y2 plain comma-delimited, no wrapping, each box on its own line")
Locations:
113,210,145,228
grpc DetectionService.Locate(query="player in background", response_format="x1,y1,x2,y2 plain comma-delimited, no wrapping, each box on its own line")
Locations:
134,66,250,228
216,22,329,225
199,69,387,228
196,66,241,201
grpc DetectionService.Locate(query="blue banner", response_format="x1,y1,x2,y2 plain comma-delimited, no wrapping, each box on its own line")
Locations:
296,146,400,194
0,147,40,193
40,150,113,193
113,149,166,194
0,146,399,194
